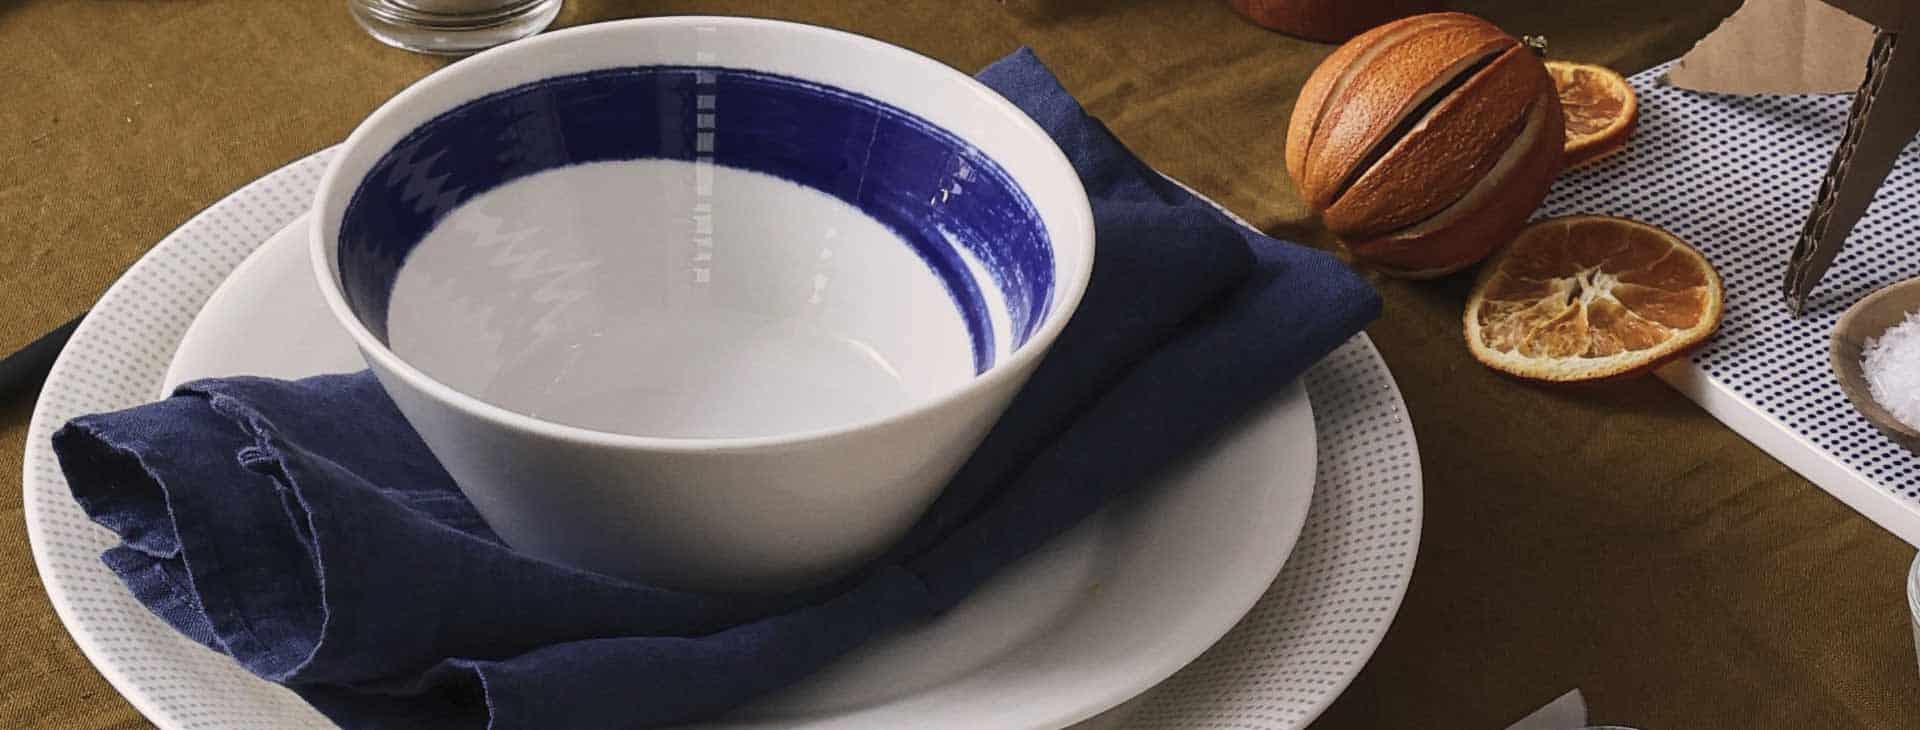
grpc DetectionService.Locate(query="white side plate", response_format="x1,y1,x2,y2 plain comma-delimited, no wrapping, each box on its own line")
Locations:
27,147,1419,730
163,208,1314,729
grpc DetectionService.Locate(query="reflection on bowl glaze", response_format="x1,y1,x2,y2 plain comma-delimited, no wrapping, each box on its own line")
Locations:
344,65,1061,439
311,17,1095,592
389,161,978,438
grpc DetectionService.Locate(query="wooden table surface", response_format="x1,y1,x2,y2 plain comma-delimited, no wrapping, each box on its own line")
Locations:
6,1,1919,727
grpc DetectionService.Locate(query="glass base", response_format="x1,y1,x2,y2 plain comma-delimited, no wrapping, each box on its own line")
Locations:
349,0,563,56
1910,551,1920,675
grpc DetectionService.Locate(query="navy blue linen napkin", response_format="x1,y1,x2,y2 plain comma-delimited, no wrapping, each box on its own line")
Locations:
54,48,1379,729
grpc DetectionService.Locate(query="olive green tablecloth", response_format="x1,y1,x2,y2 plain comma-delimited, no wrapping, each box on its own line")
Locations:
5,1,1917,727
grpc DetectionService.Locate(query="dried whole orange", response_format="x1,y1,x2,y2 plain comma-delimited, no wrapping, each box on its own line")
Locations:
1286,12,1566,278
1545,60,1638,168
1464,215,1724,382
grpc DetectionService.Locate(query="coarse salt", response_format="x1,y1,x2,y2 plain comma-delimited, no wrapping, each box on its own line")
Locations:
1862,309,1920,431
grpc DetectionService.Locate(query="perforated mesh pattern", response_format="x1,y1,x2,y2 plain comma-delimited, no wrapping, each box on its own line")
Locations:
1111,338,1421,729
25,151,1423,729
1538,62,1920,495
23,150,337,729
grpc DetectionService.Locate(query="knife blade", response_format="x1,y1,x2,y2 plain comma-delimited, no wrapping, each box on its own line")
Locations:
1783,29,1920,314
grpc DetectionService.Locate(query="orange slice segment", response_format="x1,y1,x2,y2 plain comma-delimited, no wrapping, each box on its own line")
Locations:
1545,60,1637,168
1464,215,1723,381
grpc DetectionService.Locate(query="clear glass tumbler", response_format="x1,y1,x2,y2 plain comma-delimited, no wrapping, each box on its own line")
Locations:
1909,551,1920,673
349,0,563,55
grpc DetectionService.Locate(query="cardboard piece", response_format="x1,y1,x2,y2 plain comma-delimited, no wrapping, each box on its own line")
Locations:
1665,0,1875,94
1782,26,1920,312
1667,0,1919,312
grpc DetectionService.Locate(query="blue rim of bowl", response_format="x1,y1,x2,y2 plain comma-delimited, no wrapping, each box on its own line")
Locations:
335,64,1056,376
311,15,1095,452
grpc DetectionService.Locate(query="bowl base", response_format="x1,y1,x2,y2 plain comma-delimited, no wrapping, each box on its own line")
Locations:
348,0,562,56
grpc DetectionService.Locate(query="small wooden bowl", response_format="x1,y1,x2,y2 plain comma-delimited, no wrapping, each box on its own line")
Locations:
1831,276,1920,452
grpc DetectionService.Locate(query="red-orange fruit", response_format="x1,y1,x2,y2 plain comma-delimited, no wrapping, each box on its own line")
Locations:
1545,60,1639,168
1464,215,1724,382
1285,12,1567,278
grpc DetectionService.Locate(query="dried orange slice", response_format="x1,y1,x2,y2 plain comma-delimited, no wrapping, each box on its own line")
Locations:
1465,215,1723,382
1545,60,1637,168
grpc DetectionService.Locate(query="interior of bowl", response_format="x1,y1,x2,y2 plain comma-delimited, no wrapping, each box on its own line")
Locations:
1831,277,1920,449
313,18,1093,439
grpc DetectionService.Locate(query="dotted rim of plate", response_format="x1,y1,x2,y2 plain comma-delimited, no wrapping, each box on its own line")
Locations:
22,148,1423,730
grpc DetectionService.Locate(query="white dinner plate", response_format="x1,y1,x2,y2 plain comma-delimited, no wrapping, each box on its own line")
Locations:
20,148,1428,730
160,208,1314,729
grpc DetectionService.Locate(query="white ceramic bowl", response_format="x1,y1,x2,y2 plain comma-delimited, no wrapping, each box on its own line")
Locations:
310,16,1095,593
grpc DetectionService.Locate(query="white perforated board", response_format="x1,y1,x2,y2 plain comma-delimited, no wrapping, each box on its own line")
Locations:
1540,60,1920,541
